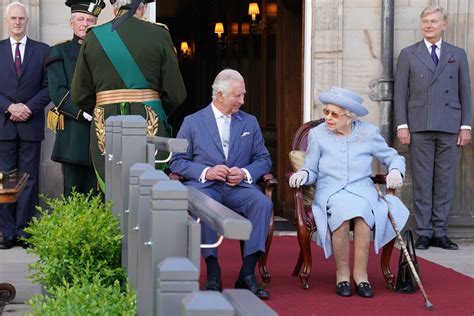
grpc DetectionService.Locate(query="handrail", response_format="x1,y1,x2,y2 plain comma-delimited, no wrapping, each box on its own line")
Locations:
146,136,188,153
187,186,252,241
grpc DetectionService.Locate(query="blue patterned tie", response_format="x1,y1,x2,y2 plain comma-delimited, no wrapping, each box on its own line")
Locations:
430,44,439,66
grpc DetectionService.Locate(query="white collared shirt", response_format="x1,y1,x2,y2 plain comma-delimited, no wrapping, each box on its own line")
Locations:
10,36,27,63
423,38,442,60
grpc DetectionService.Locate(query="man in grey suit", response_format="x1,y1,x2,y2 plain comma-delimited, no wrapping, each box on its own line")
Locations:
169,69,272,299
394,5,471,250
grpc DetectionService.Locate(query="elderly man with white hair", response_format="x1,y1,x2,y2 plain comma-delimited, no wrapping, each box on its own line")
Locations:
0,2,50,249
47,0,105,197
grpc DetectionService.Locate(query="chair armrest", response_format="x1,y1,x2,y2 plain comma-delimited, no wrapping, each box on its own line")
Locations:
371,173,396,195
168,172,182,181
258,173,277,199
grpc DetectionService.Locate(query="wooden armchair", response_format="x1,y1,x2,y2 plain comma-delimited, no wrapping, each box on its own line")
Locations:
168,171,277,286
288,119,396,290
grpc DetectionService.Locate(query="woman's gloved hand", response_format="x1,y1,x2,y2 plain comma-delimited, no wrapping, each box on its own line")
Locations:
289,170,308,188
386,169,403,189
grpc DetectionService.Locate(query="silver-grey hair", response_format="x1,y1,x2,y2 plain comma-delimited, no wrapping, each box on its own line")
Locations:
4,1,29,19
113,0,145,12
212,69,245,100
420,5,447,21
70,12,98,22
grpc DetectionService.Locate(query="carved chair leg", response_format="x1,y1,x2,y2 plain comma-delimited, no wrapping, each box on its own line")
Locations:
296,225,314,290
381,238,396,290
259,213,274,286
292,249,304,276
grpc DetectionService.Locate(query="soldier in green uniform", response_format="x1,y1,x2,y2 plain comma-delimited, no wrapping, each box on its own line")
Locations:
47,0,105,196
71,0,187,191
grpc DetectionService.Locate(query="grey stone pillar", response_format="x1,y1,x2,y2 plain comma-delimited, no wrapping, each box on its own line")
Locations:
126,163,154,288
136,169,169,315
182,292,234,316
149,180,188,315
156,257,199,316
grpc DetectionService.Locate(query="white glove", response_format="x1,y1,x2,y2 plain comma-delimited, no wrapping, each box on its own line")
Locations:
289,170,308,188
386,169,403,189
82,112,92,122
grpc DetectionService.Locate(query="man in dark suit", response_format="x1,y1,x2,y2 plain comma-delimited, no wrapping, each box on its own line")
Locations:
0,2,50,249
394,5,471,250
169,69,272,299
47,0,105,196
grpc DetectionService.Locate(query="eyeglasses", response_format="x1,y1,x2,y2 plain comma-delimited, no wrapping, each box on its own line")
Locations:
322,108,347,119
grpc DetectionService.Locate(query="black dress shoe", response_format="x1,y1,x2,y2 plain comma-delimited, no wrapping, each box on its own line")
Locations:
415,236,430,250
354,281,373,298
336,281,352,297
235,275,270,300
431,236,458,250
204,273,222,291
0,237,14,250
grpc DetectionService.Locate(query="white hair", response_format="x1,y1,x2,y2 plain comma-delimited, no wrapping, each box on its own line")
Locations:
112,0,145,12
70,12,98,22
4,1,29,19
212,69,245,100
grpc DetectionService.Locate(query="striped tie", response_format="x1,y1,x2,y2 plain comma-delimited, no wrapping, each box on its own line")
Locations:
430,44,439,66
14,42,22,77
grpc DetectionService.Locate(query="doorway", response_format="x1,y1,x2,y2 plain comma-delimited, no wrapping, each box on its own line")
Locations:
157,0,303,217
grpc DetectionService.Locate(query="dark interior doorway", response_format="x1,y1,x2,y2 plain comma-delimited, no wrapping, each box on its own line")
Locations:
157,0,303,217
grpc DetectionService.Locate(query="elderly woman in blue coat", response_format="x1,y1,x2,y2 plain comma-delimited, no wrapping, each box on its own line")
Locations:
289,87,409,298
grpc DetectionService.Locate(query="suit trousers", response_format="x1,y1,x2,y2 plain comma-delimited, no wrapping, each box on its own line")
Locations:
0,138,41,238
410,131,459,238
196,182,272,259
62,162,97,197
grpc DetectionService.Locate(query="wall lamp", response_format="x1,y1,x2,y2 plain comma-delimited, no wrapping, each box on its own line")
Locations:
248,2,265,35
180,41,190,56
214,22,227,49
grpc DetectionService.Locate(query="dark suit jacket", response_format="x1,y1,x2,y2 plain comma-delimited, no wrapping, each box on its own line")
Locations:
394,40,471,133
169,104,271,189
0,37,50,141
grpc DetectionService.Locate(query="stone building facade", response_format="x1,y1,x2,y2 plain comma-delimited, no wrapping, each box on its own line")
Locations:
1,0,472,237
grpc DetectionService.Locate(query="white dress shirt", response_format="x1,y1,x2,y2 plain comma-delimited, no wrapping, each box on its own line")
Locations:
10,36,27,63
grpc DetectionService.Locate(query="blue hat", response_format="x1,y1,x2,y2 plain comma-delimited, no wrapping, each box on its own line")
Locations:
319,87,369,117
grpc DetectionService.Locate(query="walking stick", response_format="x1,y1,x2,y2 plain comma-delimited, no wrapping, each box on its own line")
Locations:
378,189,434,310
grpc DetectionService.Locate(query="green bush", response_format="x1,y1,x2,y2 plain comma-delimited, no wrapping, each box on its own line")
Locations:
25,191,126,291
26,276,136,316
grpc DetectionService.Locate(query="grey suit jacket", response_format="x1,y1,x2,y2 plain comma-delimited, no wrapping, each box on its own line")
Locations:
394,40,471,133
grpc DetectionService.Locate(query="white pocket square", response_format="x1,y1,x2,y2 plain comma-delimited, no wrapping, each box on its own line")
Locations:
241,132,251,137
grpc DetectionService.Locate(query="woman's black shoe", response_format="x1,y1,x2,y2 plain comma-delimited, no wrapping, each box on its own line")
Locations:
336,281,352,297
355,281,373,298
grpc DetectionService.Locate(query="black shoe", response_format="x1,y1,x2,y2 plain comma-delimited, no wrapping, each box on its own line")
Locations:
430,236,458,250
354,281,373,298
235,274,270,300
336,281,352,297
15,238,32,249
204,273,222,291
0,237,14,250
415,236,430,250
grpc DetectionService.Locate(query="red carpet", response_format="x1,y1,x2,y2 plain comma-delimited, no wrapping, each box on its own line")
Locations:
200,236,474,316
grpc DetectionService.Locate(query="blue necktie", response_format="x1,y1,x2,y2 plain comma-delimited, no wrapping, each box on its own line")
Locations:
431,44,439,66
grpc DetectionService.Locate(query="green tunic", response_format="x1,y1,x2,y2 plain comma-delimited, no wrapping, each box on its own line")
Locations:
71,16,187,189
47,35,97,196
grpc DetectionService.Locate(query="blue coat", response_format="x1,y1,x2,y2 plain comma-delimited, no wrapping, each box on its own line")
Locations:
301,120,409,258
